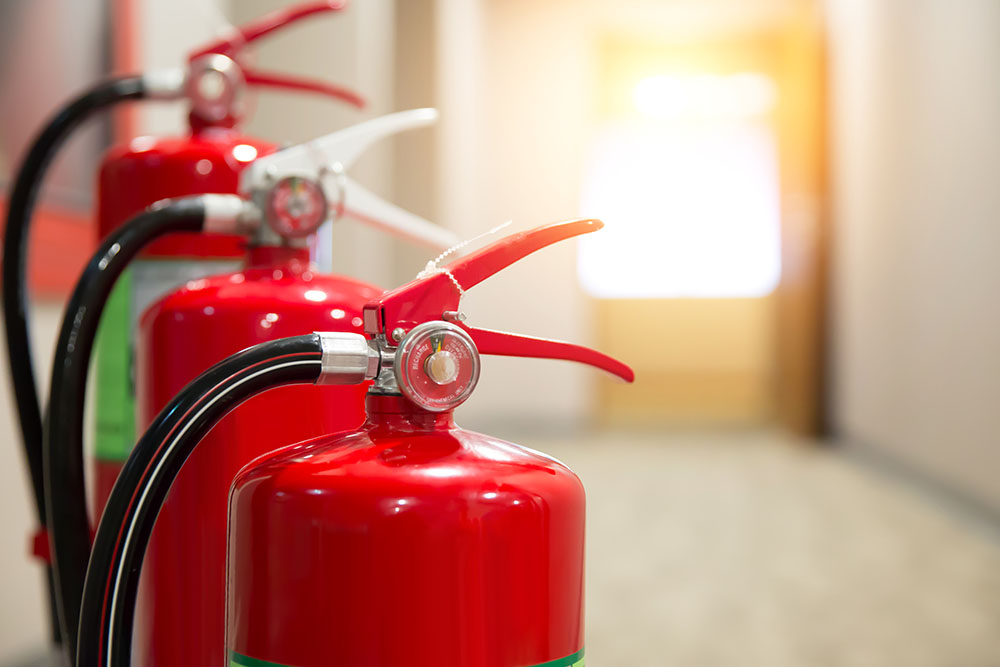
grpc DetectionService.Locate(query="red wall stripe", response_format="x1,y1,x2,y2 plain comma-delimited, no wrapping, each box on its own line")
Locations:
0,198,95,299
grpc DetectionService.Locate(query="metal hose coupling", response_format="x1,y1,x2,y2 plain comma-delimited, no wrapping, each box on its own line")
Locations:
316,332,381,385
200,194,261,235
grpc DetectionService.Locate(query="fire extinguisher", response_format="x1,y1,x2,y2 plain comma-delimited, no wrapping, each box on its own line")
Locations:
75,216,634,667
2,0,363,643
43,109,457,664
94,0,371,523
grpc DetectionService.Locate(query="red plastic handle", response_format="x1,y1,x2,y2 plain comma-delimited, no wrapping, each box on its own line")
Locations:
191,1,348,59
449,219,602,291
463,326,634,382
188,0,364,108
244,70,365,108
365,219,634,382
369,219,603,332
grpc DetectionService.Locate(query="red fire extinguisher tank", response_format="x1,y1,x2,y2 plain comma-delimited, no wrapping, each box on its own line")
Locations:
96,130,269,256
134,247,380,667
126,106,452,667
92,131,275,509
74,219,628,667
222,220,636,667
227,393,586,667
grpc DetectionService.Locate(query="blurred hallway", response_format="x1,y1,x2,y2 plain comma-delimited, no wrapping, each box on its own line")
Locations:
2,0,999,664
543,433,1000,666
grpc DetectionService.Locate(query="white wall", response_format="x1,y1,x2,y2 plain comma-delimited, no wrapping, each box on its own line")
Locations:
1,0,108,660
827,0,1000,511
0,0,107,208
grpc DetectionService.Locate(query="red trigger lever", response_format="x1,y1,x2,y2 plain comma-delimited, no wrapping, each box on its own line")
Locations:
189,0,365,110
365,219,635,383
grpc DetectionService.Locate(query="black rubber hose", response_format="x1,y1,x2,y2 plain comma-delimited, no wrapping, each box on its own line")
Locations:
44,198,207,658
3,75,145,523
77,334,324,667
0,75,145,644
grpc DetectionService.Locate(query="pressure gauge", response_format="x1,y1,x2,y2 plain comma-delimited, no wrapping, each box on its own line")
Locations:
266,176,327,238
394,321,480,412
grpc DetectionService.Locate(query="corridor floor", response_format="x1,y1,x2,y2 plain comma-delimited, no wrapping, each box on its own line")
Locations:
541,431,1000,667
5,432,998,667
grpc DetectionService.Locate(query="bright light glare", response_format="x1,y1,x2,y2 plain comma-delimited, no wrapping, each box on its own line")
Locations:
578,119,781,298
634,73,776,119
304,289,327,302
232,144,258,163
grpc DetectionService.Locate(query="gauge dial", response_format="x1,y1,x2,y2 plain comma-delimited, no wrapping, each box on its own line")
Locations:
394,322,480,412
267,176,327,238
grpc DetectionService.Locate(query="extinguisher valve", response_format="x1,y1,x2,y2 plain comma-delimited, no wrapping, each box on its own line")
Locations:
364,219,636,385
315,220,635,409
186,54,246,124
200,194,260,234
240,108,458,250
183,1,366,126
314,325,480,412
151,109,456,252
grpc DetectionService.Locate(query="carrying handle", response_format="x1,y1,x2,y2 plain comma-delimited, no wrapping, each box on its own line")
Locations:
461,325,634,382
242,70,365,108
448,219,601,290
242,108,438,179
191,0,347,58
188,0,364,110
364,219,634,382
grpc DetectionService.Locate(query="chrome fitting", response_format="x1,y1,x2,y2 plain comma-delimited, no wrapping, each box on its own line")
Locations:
201,194,260,235
369,337,399,395
141,68,187,99
186,53,245,123
316,333,381,385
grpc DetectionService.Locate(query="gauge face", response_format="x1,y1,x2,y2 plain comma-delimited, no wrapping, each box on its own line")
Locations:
267,176,327,238
395,322,480,412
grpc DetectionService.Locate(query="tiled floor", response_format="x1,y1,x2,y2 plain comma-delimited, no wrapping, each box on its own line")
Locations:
540,431,1000,667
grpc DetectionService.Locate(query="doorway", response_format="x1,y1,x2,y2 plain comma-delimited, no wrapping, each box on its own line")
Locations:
585,8,827,433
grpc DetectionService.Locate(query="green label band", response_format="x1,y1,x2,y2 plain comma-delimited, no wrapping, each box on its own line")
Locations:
94,258,242,462
532,648,585,667
94,269,134,461
230,648,584,667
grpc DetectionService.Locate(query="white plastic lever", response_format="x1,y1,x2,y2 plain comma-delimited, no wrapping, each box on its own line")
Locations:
240,108,438,188
341,177,459,250
239,108,457,250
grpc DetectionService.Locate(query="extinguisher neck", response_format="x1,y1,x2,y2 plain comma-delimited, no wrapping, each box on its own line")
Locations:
364,393,455,432
188,110,238,134
245,245,312,270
